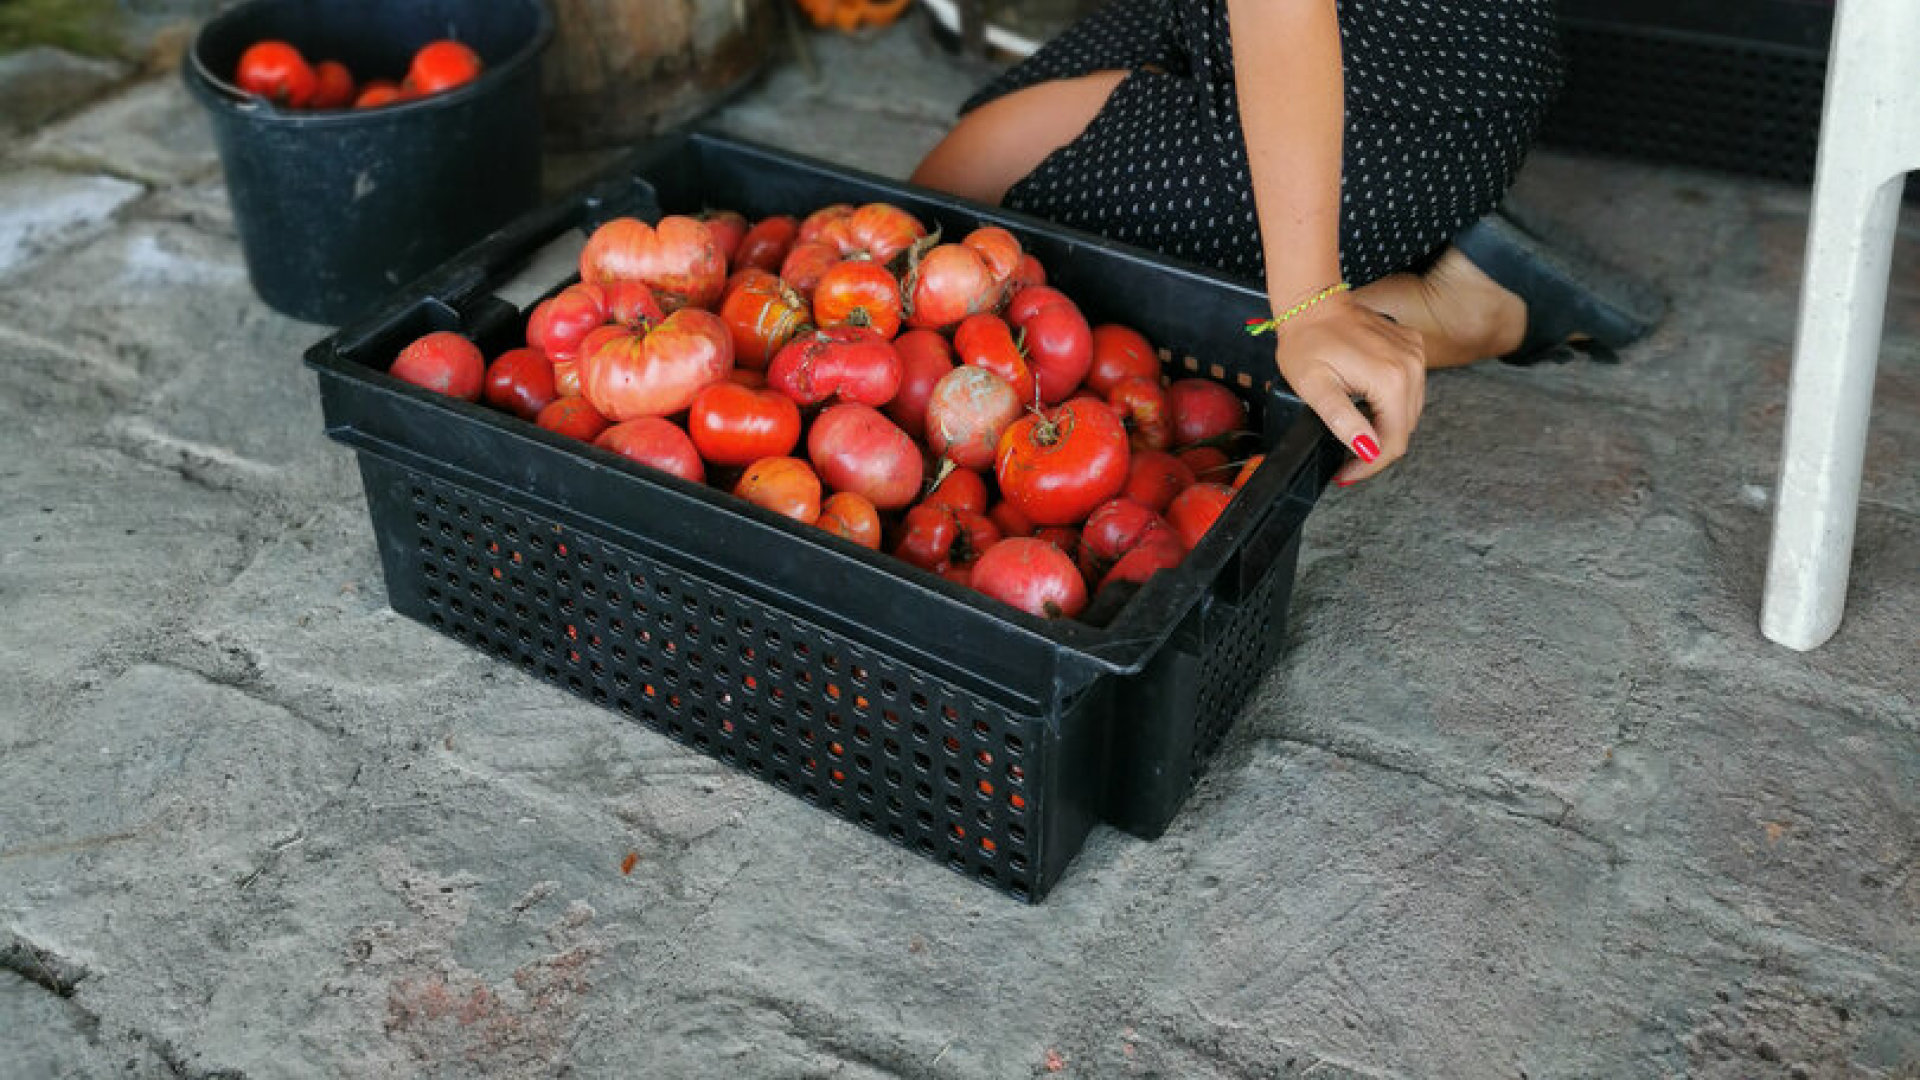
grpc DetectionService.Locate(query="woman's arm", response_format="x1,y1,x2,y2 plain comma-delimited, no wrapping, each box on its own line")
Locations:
1228,0,1424,484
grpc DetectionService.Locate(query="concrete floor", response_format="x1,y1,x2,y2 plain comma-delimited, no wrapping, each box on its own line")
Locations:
1,19,1915,1080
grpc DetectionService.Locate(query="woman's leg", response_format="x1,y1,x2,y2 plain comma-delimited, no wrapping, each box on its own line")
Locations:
910,71,1128,207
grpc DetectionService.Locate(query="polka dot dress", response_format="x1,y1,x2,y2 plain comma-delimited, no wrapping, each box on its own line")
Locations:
961,0,1563,285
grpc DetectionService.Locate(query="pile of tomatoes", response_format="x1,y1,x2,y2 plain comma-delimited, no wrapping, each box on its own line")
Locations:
234,39,483,110
388,204,1263,622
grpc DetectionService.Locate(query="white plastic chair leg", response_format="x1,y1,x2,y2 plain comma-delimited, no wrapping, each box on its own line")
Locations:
1761,0,1919,651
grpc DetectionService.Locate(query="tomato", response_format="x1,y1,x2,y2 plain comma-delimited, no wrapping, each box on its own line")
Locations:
354,81,406,108
905,244,999,330
580,215,726,311
1010,253,1047,291
236,42,316,107
1167,483,1236,550
779,240,841,301
842,203,928,264
1166,378,1249,448
953,314,1035,405
406,40,483,95
989,501,1034,538
1233,454,1263,489
1100,530,1185,589
799,204,855,243
483,347,557,421
895,504,1000,572
1123,450,1197,512
816,491,882,549
766,326,902,408
1086,324,1161,394
885,329,955,439
734,456,823,523
1107,376,1172,451
718,270,807,369
701,210,749,266
807,403,923,510
924,464,989,515
970,538,1088,620
1079,498,1176,580
1007,289,1093,405
309,60,355,109
581,308,733,421
527,283,608,359
812,261,903,339
924,366,1022,471
1034,526,1081,555
1177,445,1233,483
736,215,799,274
727,367,768,389
602,279,664,329
688,381,801,466
962,227,1022,289
391,331,484,400
594,419,706,483
995,399,1131,526
560,324,624,398
536,396,611,442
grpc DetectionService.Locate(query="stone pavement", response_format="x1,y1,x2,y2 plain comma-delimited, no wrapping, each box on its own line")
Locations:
2,20,1915,1080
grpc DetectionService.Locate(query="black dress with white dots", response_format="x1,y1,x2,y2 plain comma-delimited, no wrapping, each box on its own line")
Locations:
961,0,1564,286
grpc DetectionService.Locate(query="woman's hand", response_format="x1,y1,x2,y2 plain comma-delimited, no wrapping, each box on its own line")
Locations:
1271,292,1426,486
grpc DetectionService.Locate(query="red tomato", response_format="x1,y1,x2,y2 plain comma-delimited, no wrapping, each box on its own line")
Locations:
1233,454,1264,489
905,244,999,330
885,329,955,439
953,314,1035,405
798,204,855,243
924,366,1022,471
1177,445,1233,483
989,501,1034,538
560,324,624,398
309,60,355,109
812,261,903,339
688,381,801,466
1100,530,1186,589
1124,450,1197,512
925,464,989,514
580,216,726,311
483,347,556,421
1010,253,1046,291
353,81,406,108
1086,324,1161,394
971,538,1088,620
718,270,807,369
1167,483,1235,550
581,308,733,421
962,227,1023,289
1166,378,1249,448
806,403,923,510
766,326,902,408
995,399,1132,526
839,203,928,264
734,456,823,523
1079,498,1177,580
1107,376,1172,451
736,215,799,274
895,504,1000,572
391,331,484,401
1007,289,1093,405
602,279,664,329
536,396,611,442
596,418,706,484
527,283,608,360
779,240,841,301
1034,526,1081,555
406,40,483,95
816,492,882,549
236,41,317,107
702,210,749,266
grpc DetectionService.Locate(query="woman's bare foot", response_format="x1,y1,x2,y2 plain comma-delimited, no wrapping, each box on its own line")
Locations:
1353,246,1528,369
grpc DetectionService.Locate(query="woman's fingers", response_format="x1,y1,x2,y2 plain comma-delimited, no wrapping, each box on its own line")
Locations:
1289,363,1383,469
1275,303,1426,487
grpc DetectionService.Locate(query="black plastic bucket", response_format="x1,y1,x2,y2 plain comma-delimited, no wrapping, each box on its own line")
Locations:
185,0,554,325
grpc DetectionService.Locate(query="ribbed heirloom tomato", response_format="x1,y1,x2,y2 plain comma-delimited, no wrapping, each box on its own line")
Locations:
718,270,807,369
580,216,726,311
812,261,903,339
581,308,733,421
995,399,1131,526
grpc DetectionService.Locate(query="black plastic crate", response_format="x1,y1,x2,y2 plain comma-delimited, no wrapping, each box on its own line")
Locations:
306,130,1339,901
1542,0,1834,185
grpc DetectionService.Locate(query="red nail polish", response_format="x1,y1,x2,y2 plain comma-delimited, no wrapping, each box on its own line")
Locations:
1335,477,1357,488
1351,434,1380,463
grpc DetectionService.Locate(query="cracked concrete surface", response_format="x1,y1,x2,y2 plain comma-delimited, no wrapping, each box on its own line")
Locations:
1,19,1916,1080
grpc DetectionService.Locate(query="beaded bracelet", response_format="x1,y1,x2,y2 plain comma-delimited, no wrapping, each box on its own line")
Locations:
1244,281,1351,337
